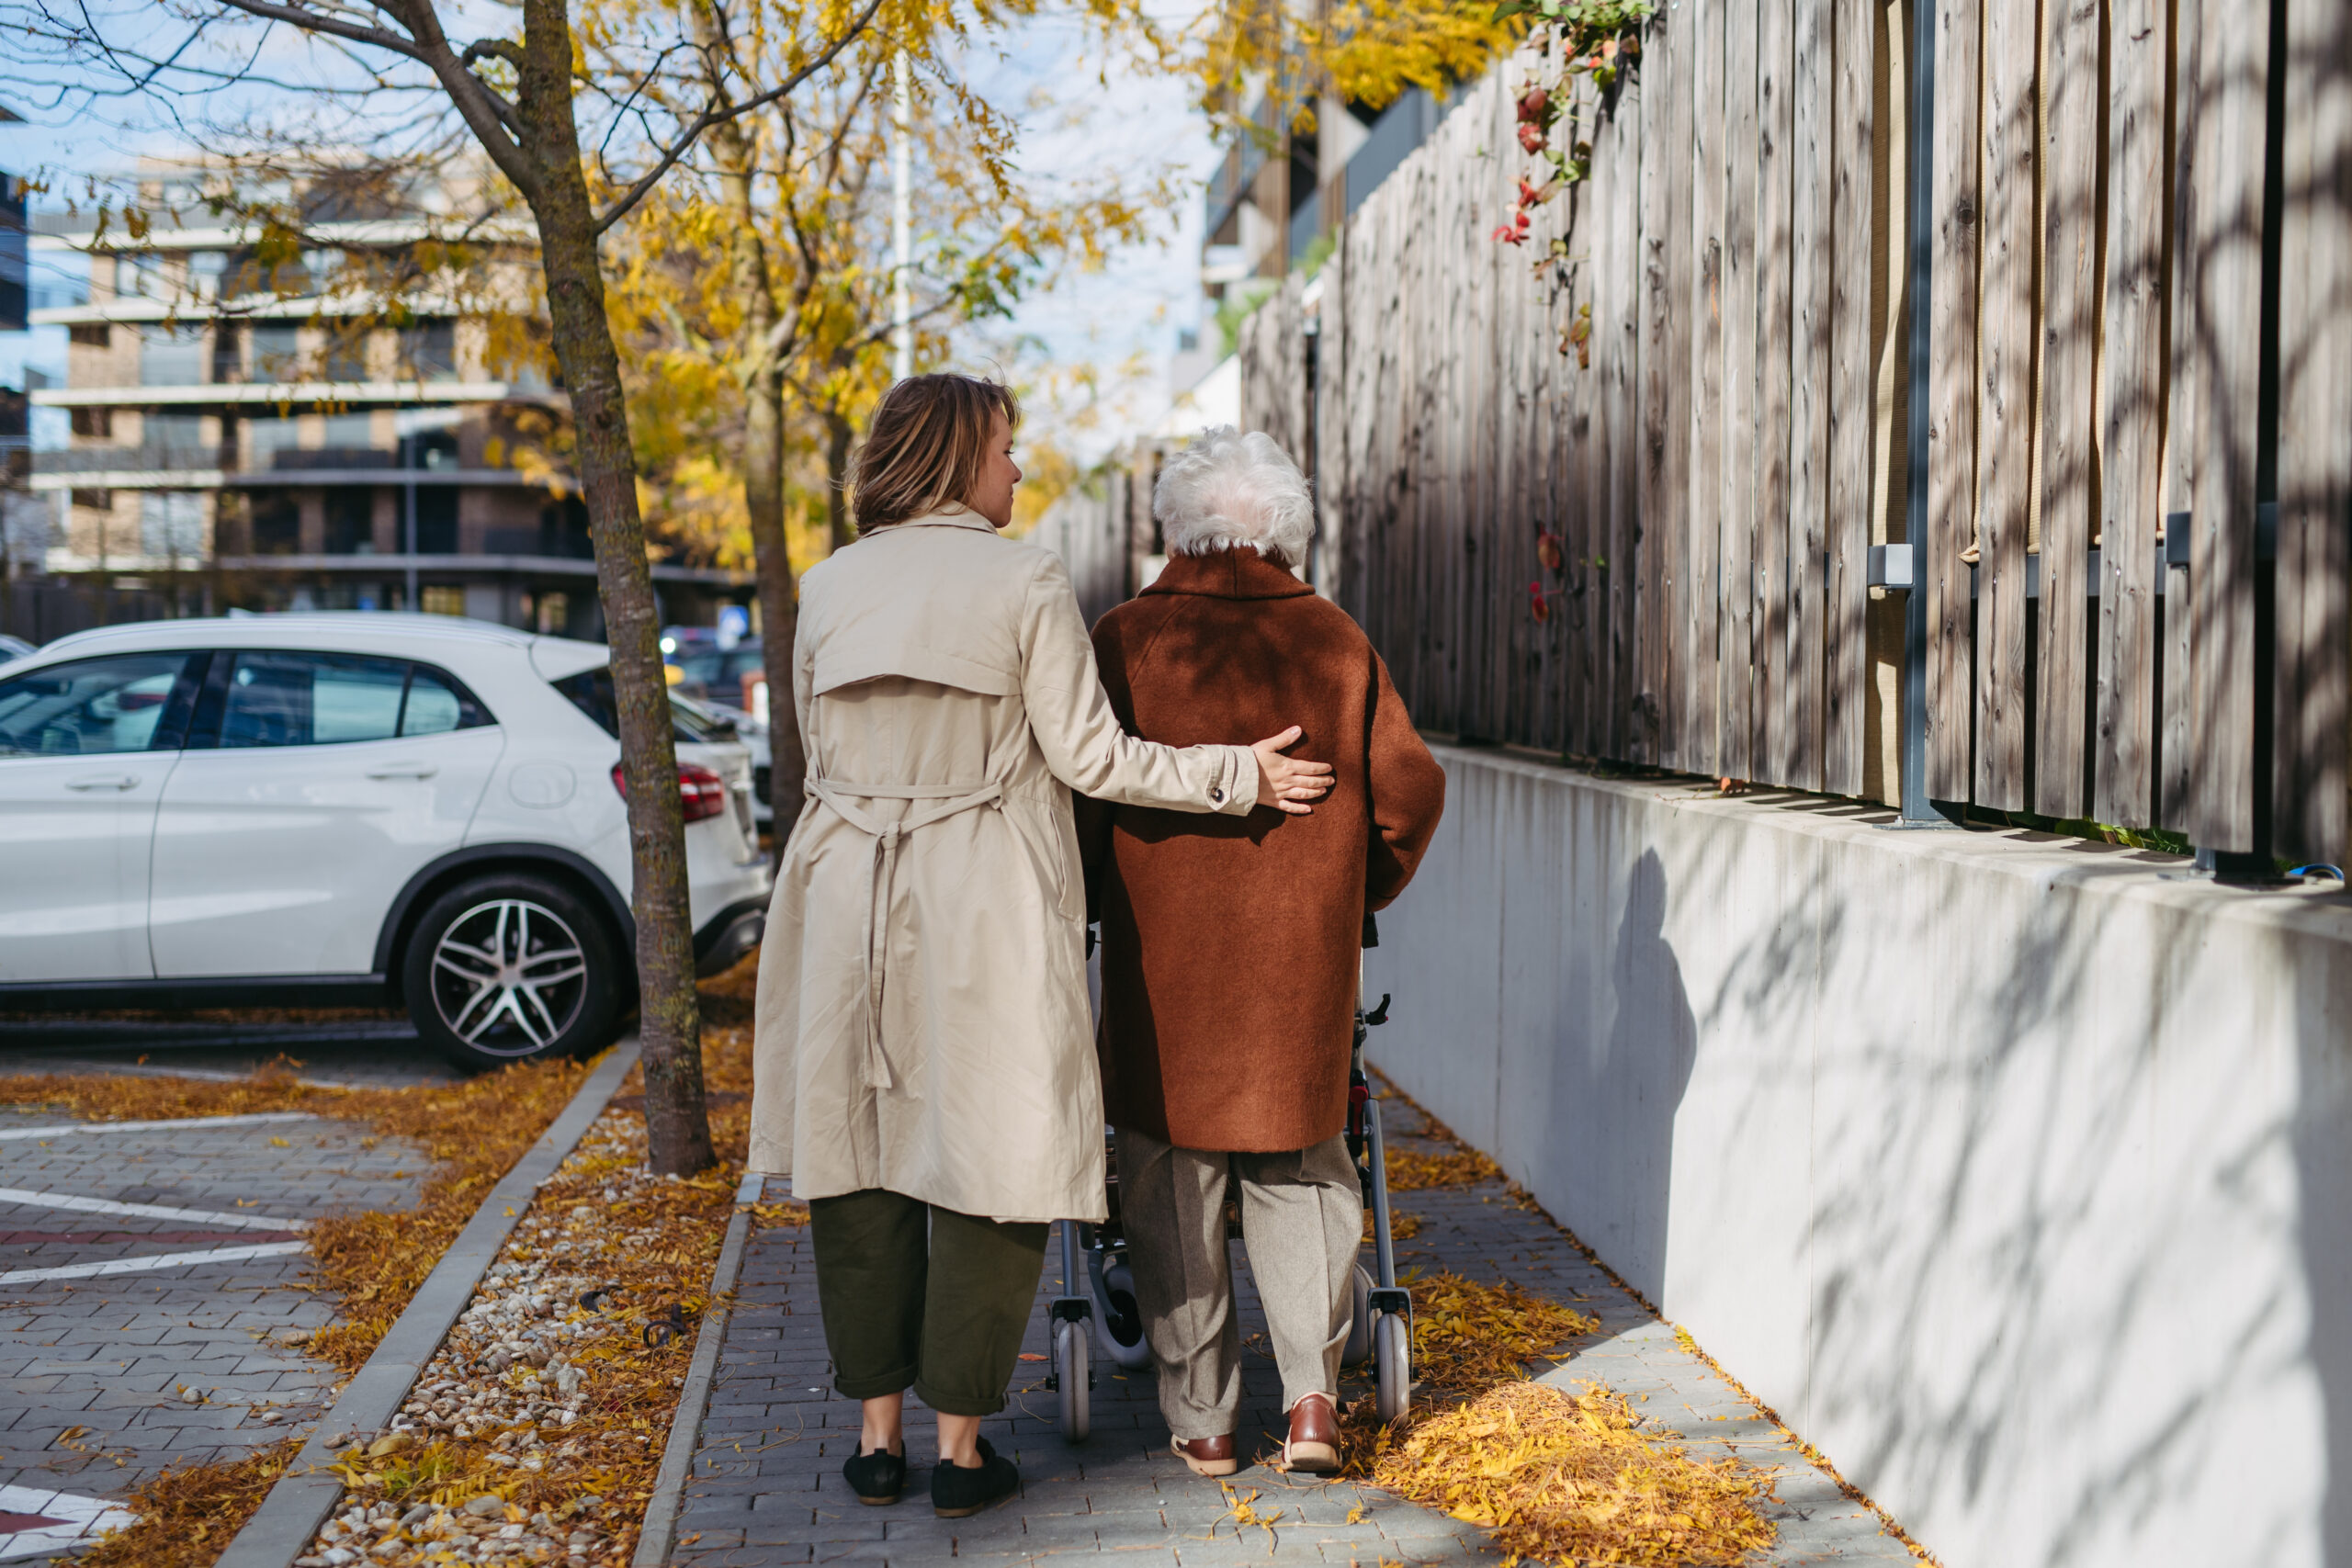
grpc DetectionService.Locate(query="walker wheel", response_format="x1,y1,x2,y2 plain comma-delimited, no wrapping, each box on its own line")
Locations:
1341,1263,1374,1367
1374,1314,1411,1424
1055,1318,1091,1443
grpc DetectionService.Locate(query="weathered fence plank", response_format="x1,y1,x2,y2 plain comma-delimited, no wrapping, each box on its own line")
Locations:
2094,0,2165,828
1788,0,1829,790
1925,0,1980,801
1756,0,1794,784
2034,0,2098,819
1822,0,1874,795
1607,68,1643,763
1690,0,1727,774
2274,0,2352,865
2185,0,2266,852
1973,0,2032,811
1657,1,1694,772
1721,0,1760,780
2158,0,2199,831
1639,9,1679,767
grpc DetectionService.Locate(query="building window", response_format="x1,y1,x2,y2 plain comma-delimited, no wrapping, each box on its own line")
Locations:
250,323,301,383
421,584,465,617
533,592,569,635
139,324,207,387
70,488,112,511
113,254,162,299
540,496,592,558
401,321,458,381
250,493,300,555
323,487,375,555
414,488,458,553
323,327,368,383
69,407,111,438
141,491,206,558
68,322,109,348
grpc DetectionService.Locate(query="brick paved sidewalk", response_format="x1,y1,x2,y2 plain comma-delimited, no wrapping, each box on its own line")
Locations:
0,1101,429,1517
668,1134,1919,1568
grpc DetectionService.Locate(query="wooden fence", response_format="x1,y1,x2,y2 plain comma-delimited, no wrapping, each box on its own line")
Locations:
1259,0,2350,861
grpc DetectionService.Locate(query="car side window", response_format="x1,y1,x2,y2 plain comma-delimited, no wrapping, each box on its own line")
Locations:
0,653,203,757
219,651,410,748
198,650,497,749
400,664,493,737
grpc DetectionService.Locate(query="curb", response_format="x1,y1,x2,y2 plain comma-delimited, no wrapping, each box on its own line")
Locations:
216,1040,644,1568
631,1170,762,1568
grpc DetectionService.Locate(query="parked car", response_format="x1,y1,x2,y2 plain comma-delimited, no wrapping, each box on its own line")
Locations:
671,690,775,829
664,634,768,712
0,615,772,1067
0,635,35,666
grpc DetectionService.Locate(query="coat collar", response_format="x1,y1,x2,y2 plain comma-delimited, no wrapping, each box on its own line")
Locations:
895,503,1001,535
1142,548,1314,602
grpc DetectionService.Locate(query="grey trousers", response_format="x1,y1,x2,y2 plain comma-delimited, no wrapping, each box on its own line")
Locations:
1115,1126,1362,1440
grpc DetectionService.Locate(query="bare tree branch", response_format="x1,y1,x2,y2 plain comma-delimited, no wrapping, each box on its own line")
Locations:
590,0,887,235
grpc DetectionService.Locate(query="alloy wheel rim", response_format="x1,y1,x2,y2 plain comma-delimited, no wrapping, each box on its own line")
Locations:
429,898,589,1055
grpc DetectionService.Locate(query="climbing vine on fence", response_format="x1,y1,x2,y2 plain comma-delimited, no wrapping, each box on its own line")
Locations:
1488,0,1653,362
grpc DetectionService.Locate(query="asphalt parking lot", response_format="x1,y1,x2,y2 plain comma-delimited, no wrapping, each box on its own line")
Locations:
0,1024,446,1557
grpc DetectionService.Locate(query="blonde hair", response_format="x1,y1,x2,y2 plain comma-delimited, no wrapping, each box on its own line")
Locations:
1152,426,1314,564
848,374,1022,534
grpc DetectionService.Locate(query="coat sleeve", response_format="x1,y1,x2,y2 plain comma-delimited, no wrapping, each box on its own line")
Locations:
1364,651,1446,910
1072,618,1129,923
1022,553,1257,817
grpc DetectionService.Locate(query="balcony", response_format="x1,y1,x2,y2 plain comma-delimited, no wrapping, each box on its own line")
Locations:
29,445,228,485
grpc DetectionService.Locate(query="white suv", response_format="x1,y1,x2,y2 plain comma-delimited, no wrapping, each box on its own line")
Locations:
0,615,773,1067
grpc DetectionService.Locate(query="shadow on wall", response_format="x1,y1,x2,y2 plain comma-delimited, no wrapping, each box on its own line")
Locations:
1598,847,1698,1305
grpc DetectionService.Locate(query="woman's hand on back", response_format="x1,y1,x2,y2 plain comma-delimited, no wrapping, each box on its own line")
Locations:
1252,727,1335,815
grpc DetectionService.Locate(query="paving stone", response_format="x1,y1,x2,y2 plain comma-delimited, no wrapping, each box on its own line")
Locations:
0,1100,429,1505
667,1134,1925,1568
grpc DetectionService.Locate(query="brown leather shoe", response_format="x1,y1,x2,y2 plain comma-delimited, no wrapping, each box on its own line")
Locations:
1283,1393,1341,1474
1171,1433,1238,1477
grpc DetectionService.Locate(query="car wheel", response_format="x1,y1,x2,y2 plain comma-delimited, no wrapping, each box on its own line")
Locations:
401,873,622,1070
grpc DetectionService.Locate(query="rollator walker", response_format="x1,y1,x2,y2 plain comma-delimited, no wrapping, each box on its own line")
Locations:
1046,915,1413,1442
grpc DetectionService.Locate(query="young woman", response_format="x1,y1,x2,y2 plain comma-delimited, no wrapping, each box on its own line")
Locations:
749,375,1332,1517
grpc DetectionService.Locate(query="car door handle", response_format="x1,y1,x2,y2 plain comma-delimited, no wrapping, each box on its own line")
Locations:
366,763,441,779
65,773,141,792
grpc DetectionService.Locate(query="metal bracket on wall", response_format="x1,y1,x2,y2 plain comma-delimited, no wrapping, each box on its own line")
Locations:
1867,543,1913,590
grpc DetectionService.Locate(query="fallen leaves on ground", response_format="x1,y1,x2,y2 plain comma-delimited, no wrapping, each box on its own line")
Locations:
1374,1381,1777,1567
66,1438,300,1568
1385,1145,1505,1190
1365,1208,1423,1243
1407,1270,1600,1393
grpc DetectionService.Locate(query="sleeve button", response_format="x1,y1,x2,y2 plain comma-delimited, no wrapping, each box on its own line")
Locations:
1210,786,1225,803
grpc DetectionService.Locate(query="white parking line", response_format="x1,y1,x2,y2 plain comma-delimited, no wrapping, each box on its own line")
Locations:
0,1188,309,1233
0,1240,306,1285
0,1111,320,1142
0,1483,137,1560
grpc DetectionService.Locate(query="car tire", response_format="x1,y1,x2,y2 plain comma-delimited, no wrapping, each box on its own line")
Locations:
400,873,623,1070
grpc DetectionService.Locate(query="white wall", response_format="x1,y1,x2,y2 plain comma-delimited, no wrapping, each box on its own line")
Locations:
1366,745,2352,1568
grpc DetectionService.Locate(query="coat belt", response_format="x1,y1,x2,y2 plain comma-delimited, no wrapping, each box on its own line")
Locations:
805,777,1007,1090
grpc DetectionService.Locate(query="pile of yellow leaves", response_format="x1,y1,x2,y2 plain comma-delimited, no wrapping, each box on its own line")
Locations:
1374,1382,1778,1568
1407,1270,1600,1394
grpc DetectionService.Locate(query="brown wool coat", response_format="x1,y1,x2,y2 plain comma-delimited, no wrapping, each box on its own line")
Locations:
1079,548,1447,1153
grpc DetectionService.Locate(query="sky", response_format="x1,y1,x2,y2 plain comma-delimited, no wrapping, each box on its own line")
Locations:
0,1,1221,461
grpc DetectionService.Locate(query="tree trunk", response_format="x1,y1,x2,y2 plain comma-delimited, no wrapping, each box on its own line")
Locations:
744,370,808,839
825,413,856,551
698,61,808,841
518,0,714,1175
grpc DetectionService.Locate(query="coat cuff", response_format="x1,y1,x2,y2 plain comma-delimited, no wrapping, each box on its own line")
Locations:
1212,744,1256,815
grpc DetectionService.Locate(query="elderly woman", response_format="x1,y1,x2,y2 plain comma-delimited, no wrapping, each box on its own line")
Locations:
1081,427,1445,1475
750,378,1333,1519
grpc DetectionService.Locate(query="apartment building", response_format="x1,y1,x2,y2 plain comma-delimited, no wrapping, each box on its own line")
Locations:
25,170,749,637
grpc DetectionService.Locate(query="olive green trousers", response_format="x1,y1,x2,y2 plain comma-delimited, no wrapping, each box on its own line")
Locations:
808,1188,1049,1416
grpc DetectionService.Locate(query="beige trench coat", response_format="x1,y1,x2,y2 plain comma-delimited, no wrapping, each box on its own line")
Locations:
749,508,1259,1224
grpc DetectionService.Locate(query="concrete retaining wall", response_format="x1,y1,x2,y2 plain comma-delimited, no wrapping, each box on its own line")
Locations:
1363,744,2352,1568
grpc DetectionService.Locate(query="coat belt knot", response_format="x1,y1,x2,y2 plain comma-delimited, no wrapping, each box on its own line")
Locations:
806,776,1008,1090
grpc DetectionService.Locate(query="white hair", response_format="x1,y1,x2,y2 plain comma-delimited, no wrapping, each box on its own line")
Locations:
1152,426,1315,564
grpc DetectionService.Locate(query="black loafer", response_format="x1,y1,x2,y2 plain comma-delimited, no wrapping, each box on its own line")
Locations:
931,1436,1019,1518
843,1443,906,1506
